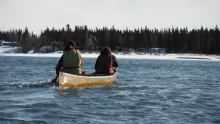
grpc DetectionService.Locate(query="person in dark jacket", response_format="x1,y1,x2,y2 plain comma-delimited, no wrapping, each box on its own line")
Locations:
52,41,83,82
95,47,118,74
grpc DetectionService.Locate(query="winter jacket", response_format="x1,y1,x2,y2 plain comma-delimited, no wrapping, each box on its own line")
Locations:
95,48,118,74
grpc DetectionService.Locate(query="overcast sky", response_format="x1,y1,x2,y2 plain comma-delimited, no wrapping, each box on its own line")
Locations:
0,0,219,34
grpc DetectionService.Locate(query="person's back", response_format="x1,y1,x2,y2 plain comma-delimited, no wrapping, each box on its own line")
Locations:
62,49,82,75
55,41,83,77
95,47,118,74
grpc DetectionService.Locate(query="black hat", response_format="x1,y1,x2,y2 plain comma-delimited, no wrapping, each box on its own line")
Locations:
64,40,76,51
67,40,75,48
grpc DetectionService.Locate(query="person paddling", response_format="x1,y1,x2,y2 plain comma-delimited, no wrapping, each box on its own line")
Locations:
52,40,83,82
95,47,118,74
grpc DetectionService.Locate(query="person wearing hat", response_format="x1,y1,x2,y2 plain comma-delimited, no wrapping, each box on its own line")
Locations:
52,41,83,82
95,47,118,74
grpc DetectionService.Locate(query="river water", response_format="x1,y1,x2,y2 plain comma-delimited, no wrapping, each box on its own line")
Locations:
0,56,220,123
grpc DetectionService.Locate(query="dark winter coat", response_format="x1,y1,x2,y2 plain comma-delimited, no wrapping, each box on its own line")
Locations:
95,48,118,74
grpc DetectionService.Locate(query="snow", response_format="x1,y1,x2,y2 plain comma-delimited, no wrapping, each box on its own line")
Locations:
0,45,220,61
0,45,21,53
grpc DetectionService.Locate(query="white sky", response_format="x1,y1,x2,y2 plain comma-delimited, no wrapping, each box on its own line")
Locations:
0,0,220,35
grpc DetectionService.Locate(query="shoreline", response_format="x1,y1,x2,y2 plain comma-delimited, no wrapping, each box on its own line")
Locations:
1,52,220,61
0,45,220,61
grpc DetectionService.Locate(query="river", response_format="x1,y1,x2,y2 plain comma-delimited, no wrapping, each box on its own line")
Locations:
0,56,220,123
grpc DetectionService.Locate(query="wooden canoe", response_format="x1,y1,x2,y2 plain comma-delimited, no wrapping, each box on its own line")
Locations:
58,72,117,88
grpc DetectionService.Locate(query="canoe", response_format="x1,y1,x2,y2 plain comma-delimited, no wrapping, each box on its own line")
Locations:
58,72,117,88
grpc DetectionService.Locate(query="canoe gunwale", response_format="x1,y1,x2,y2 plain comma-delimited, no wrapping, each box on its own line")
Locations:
60,72,116,78
58,72,117,88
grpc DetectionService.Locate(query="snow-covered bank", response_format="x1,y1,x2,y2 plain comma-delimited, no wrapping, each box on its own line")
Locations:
0,45,220,61
0,45,21,53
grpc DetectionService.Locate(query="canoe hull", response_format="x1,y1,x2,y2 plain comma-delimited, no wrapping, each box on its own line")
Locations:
59,72,117,88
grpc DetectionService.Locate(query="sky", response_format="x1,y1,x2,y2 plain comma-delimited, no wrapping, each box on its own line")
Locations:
0,0,220,35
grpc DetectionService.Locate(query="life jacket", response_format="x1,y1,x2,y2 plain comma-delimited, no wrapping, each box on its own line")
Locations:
62,50,82,75
96,54,114,74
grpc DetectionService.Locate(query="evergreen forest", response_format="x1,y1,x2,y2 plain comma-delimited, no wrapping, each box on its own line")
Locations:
0,24,220,54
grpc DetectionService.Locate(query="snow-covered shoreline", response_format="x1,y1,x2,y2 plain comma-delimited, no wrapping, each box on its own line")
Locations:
0,45,220,61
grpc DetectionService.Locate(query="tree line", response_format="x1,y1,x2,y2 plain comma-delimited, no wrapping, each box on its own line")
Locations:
0,24,220,54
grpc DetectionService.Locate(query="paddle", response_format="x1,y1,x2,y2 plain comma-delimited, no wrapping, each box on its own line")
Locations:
51,76,58,83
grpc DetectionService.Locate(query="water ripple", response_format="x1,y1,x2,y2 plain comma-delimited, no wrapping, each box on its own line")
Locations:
1,57,220,123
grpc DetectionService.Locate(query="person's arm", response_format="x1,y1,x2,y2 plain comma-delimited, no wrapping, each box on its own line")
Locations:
77,50,83,67
112,55,118,67
80,54,83,67
95,56,100,70
56,55,63,76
